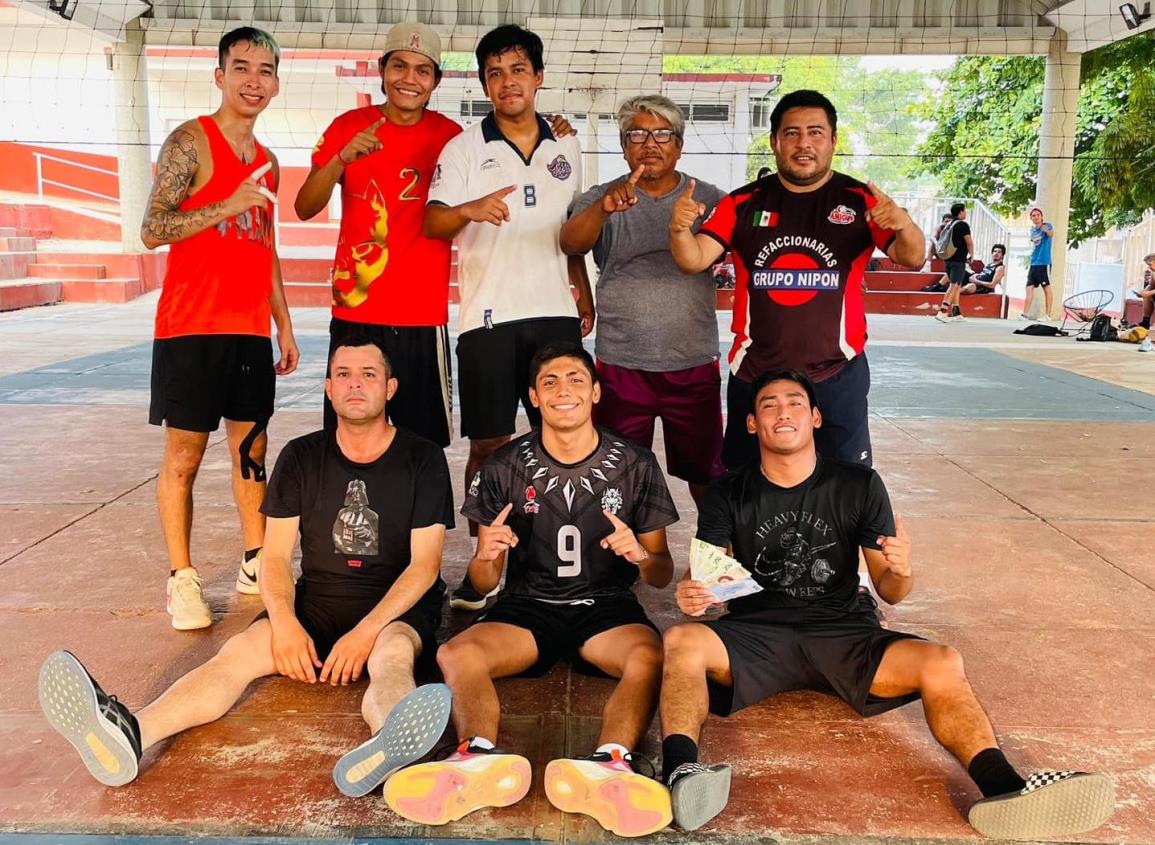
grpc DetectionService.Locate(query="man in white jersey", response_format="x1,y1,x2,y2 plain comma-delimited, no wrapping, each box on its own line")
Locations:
425,24,595,608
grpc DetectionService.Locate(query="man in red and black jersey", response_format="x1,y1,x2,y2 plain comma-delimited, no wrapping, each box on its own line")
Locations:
669,89,925,470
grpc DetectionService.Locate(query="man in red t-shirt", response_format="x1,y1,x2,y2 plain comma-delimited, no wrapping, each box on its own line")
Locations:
143,27,299,631
670,89,925,470
296,22,461,447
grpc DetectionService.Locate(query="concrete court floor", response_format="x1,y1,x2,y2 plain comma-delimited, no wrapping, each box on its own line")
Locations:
1,296,1153,844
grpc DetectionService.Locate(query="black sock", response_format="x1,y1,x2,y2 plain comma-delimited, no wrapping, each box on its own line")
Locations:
662,734,699,784
952,305,961,316
968,747,1026,797
244,547,261,563
1141,318,1150,329
169,569,176,577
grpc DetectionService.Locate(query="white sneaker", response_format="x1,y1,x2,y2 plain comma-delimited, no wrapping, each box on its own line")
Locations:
235,552,260,595
950,313,968,322
1019,313,1033,321
167,568,211,630
1139,338,1152,353
934,311,951,323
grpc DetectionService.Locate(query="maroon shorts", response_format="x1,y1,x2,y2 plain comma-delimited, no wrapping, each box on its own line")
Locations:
594,360,725,485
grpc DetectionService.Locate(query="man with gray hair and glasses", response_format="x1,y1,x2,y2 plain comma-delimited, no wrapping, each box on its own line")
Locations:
561,95,727,505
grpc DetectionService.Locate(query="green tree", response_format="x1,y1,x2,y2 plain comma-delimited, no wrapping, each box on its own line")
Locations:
909,33,1155,243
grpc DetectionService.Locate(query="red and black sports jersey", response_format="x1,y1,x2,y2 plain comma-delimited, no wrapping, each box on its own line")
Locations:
701,172,896,382
462,428,679,602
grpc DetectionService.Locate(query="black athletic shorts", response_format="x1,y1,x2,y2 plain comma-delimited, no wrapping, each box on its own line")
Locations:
475,592,657,677
704,606,924,718
944,260,970,284
149,334,275,432
326,318,452,447
456,317,582,439
964,283,997,296
723,353,872,470
1027,265,1051,287
254,583,444,663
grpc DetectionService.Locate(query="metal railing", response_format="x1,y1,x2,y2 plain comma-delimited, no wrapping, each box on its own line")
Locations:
33,153,119,204
890,194,1011,257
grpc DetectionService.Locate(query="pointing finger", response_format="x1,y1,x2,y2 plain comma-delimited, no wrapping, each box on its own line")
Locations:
894,514,908,540
369,117,385,132
628,163,645,185
492,503,513,527
496,184,517,199
603,509,627,530
867,181,889,202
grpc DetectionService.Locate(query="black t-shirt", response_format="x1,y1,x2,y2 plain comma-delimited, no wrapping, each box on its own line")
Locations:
945,220,971,264
262,428,454,604
700,171,896,382
696,458,895,624
462,427,679,601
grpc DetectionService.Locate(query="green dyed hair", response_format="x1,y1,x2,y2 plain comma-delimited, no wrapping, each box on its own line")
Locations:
218,27,281,71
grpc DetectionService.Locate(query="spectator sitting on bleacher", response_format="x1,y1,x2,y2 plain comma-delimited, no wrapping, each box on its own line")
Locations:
926,213,953,265
959,244,1006,295
1135,253,1155,352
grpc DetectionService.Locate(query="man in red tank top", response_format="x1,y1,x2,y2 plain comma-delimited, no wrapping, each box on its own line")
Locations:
142,27,299,631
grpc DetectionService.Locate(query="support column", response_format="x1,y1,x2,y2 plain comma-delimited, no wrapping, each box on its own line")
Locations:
111,22,152,253
1034,30,1080,310
585,111,601,190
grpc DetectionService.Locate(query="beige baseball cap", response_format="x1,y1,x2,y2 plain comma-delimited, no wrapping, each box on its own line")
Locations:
381,22,442,69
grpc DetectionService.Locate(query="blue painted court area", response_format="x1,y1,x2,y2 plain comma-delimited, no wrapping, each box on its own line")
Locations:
0,339,1151,422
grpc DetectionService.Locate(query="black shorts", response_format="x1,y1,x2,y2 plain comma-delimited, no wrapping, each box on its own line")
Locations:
1027,265,1051,287
254,583,444,663
704,609,923,717
475,592,657,677
456,317,582,439
723,353,872,469
964,282,996,296
149,334,275,432
944,261,970,284
326,318,452,447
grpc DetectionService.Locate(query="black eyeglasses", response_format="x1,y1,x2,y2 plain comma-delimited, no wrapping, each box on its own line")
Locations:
624,129,677,144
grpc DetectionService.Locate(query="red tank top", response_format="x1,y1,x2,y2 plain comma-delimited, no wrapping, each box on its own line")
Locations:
155,116,275,339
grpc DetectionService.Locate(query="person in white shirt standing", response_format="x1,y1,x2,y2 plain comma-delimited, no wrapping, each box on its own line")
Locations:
425,24,594,609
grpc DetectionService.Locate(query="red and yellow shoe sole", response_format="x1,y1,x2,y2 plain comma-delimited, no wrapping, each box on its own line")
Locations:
544,758,673,837
384,753,532,825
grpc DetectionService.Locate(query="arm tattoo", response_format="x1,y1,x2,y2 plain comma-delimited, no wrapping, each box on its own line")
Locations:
141,128,228,245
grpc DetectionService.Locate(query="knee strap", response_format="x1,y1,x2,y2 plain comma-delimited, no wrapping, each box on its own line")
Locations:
239,416,269,482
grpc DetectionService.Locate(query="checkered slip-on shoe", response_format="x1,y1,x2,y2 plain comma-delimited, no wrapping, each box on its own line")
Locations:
668,762,732,832
968,770,1115,840
38,650,142,787
333,683,452,797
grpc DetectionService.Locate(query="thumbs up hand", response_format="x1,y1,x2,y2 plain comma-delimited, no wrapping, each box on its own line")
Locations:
877,514,912,579
669,178,705,233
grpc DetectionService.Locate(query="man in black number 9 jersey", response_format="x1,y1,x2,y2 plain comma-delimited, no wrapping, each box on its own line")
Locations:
383,342,679,837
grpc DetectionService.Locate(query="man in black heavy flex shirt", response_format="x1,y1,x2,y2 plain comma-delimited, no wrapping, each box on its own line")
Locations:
37,339,456,799
384,342,679,838
655,370,1115,838
670,89,926,470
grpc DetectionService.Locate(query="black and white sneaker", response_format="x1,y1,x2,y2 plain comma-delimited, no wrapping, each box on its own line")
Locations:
38,650,143,787
968,770,1115,840
667,761,732,831
332,683,452,797
448,578,498,611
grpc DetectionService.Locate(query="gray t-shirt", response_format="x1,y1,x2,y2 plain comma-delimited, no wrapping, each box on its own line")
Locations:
571,172,726,372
